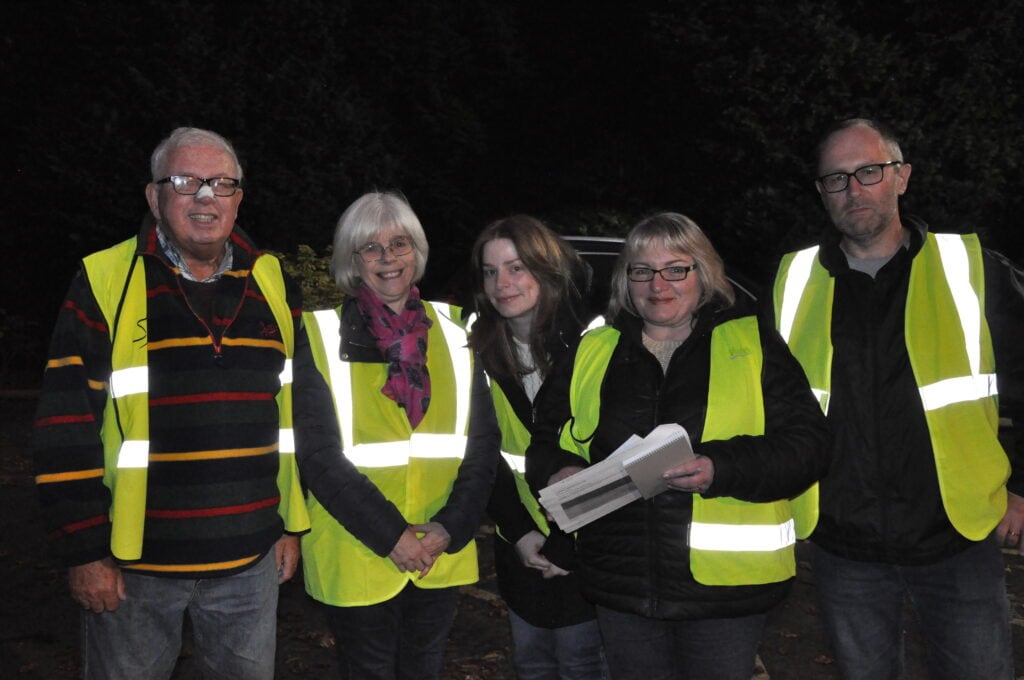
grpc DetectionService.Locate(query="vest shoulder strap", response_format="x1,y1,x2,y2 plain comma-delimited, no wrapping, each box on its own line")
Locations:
564,325,621,460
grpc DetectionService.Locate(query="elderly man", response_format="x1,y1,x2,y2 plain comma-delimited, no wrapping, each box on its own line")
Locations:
33,127,432,679
770,118,1024,680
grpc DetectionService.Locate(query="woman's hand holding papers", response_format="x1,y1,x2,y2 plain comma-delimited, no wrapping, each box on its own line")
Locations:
664,454,715,495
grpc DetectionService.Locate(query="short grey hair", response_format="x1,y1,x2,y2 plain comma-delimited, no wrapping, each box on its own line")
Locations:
815,118,904,172
150,127,243,181
330,191,429,297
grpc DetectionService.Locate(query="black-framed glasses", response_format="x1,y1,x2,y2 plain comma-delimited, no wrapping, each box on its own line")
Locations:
156,175,242,197
627,263,698,282
354,236,414,261
816,161,902,193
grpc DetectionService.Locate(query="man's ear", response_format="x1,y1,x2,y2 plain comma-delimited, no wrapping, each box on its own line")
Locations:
895,163,912,196
145,183,161,221
814,180,827,206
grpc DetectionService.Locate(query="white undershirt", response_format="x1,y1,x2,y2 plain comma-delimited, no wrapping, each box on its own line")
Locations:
513,336,543,403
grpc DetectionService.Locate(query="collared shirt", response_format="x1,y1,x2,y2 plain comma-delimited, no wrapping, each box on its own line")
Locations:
156,225,233,282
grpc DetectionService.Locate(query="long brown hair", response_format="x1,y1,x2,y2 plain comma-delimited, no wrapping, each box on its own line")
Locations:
468,215,587,381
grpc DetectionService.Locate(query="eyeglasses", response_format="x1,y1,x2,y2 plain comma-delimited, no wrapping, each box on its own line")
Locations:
627,263,698,282
816,161,902,193
156,175,242,197
354,236,413,261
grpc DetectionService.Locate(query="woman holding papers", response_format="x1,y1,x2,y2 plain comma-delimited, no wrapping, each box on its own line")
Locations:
468,215,610,679
525,212,830,680
301,191,500,680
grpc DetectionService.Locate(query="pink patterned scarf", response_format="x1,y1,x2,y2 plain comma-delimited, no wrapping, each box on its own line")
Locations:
355,284,432,428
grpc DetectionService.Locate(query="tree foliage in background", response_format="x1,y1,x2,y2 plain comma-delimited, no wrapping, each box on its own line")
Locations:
4,0,1023,383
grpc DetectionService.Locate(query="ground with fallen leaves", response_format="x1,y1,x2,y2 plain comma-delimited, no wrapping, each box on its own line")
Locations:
3,395,1023,679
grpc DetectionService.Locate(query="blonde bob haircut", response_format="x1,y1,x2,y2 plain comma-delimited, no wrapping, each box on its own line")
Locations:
330,191,429,297
607,212,735,321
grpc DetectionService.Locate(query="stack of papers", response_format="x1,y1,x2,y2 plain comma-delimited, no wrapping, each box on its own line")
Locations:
539,423,695,533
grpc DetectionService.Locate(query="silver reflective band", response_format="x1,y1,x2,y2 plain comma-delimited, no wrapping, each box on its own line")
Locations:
312,309,355,450
279,358,293,387
434,304,472,436
919,374,997,411
916,234,998,411
117,440,150,468
110,366,148,398
347,441,420,468
585,316,608,332
344,436,470,468
502,451,526,473
778,247,819,344
811,388,830,414
411,433,469,459
689,520,795,552
279,428,295,454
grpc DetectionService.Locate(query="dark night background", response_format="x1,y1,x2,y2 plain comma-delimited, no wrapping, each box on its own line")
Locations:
3,0,1023,386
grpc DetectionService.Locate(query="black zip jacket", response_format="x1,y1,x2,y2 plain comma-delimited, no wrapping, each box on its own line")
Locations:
768,220,1024,564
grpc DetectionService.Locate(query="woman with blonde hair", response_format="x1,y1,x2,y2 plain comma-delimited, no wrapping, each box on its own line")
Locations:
526,212,830,679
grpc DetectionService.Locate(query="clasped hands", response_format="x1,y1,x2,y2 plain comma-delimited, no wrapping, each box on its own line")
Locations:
389,522,450,578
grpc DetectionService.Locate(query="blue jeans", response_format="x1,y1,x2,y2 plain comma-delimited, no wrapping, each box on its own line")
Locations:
812,537,1013,680
507,608,610,680
81,550,278,680
324,581,459,680
595,605,765,680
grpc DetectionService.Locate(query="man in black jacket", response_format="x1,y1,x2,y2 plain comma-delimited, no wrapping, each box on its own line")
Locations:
769,118,1024,680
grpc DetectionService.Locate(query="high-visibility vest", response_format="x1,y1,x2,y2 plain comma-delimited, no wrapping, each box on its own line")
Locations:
82,237,306,561
773,232,1007,540
301,301,479,606
562,318,797,586
491,381,551,537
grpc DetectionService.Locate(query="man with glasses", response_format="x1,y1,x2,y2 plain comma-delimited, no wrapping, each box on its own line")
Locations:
32,127,432,679
769,118,1024,679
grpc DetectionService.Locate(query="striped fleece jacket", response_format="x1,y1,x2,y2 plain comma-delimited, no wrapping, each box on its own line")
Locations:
32,221,408,578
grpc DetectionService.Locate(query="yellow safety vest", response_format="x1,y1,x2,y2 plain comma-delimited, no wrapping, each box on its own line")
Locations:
302,301,479,606
773,232,1007,540
563,319,797,586
82,236,307,561
491,381,551,538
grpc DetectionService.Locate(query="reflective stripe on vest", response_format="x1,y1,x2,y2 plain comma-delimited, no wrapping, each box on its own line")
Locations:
773,233,1007,540
82,240,305,560
490,380,551,537
310,307,472,463
775,246,832,413
302,302,478,606
566,318,796,586
917,235,997,409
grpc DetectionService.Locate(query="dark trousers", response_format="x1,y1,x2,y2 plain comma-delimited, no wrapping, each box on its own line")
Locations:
324,581,459,680
595,605,765,680
812,537,1013,680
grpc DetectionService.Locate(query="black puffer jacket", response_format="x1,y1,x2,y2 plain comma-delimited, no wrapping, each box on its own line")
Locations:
525,304,831,620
